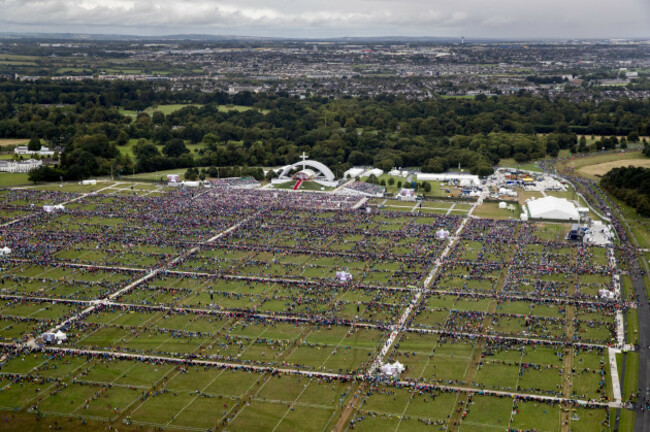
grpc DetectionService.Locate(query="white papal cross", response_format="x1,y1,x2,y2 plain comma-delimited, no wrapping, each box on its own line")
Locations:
300,151,309,169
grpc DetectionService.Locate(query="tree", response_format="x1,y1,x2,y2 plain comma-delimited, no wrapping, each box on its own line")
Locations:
388,177,395,186
376,158,394,172
133,139,160,160
28,135,41,151
475,165,494,177
116,130,129,146
184,167,199,180
628,131,640,142
152,125,172,144
578,136,588,153
163,138,189,158
422,182,432,193
422,157,445,173
152,111,165,125
28,166,60,183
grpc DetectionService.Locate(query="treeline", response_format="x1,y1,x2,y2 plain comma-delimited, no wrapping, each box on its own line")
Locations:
601,166,650,216
3,79,650,180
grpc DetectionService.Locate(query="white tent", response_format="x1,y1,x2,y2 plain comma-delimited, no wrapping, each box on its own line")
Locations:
380,361,405,377
360,168,384,178
396,189,416,201
44,204,65,213
0,246,10,256
598,289,615,300
343,167,366,178
43,330,67,344
336,271,352,283
525,196,580,221
435,229,450,240
416,173,480,187
498,201,507,209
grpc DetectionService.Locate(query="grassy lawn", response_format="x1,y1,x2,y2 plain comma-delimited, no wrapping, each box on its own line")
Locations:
473,202,521,219
559,151,643,179
0,138,29,147
119,104,260,119
579,158,650,178
0,172,30,186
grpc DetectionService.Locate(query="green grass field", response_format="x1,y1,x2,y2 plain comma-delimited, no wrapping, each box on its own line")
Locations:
119,104,260,119
0,172,30,186
0,179,630,431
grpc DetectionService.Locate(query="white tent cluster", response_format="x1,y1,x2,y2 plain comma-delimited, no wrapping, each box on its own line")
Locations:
43,204,65,213
388,169,409,178
0,246,11,256
416,173,480,188
435,229,450,240
395,188,416,201
336,271,352,283
42,330,67,344
598,289,615,300
380,361,405,377
360,168,384,178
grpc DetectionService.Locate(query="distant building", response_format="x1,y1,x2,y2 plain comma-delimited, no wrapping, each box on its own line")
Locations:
416,173,480,188
14,146,56,157
0,159,42,173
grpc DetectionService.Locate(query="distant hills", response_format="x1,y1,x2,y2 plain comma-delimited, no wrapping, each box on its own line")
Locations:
1,32,641,44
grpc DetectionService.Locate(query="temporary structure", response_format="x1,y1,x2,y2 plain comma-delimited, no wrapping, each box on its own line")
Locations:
598,289,615,300
0,246,10,256
43,204,65,213
395,189,416,201
380,361,405,377
435,229,450,240
43,331,67,344
525,196,580,221
336,271,352,283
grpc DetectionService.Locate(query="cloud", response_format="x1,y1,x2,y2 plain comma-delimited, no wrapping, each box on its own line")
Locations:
0,0,647,38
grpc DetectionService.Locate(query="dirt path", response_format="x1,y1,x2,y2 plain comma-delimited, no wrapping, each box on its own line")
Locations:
333,382,365,432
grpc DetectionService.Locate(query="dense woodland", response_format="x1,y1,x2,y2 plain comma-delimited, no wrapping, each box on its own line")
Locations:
601,167,650,217
1,79,649,181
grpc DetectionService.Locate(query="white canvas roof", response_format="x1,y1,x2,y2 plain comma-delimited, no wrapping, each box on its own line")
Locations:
526,196,580,221
344,167,366,178
416,173,480,187
360,168,384,178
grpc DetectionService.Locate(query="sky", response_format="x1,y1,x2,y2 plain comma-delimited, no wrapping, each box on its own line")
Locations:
0,0,649,39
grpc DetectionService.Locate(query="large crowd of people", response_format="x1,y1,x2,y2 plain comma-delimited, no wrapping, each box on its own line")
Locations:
0,174,632,427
